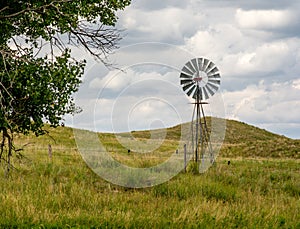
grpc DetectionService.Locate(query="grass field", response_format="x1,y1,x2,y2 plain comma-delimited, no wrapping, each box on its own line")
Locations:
0,119,299,228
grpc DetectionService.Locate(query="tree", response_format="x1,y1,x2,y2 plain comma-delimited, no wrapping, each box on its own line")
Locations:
0,0,131,172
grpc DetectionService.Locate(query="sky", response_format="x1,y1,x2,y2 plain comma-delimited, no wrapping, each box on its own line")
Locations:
69,0,300,139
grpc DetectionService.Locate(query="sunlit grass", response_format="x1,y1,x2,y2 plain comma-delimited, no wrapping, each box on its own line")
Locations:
0,120,299,227
1,152,299,228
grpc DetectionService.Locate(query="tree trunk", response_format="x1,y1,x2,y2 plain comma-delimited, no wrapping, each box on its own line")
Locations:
1,128,13,175
0,131,5,161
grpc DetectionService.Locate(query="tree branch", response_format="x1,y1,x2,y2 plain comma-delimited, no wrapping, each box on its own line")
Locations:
68,22,122,65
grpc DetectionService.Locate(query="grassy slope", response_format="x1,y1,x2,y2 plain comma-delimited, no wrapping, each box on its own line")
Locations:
119,118,300,159
222,119,300,158
0,119,299,228
13,118,300,160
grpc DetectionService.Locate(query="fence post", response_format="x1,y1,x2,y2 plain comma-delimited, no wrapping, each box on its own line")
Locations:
184,144,187,173
48,144,52,160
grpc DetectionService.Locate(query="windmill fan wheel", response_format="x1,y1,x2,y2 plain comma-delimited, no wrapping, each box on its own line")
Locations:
180,57,221,100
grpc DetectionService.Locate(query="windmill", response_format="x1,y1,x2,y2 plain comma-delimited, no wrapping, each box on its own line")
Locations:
180,58,221,168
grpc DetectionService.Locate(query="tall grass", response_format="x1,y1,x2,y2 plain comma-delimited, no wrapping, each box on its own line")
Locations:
0,121,299,228
0,149,299,228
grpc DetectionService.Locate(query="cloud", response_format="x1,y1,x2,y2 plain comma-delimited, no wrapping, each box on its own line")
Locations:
117,7,204,44
183,23,248,59
260,123,300,139
89,69,132,91
235,9,294,30
292,79,300,90
79,64,194,132
129,0,186,11
201,0,300,10
225,39,297,76
223,80,300,134
183,22,300,91
235,8,300,38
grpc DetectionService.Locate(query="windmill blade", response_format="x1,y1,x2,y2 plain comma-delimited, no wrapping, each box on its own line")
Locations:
208,75,220,81
180,72,192,79
182,66,194,76
198,87,203,100
192,86,203,100
182,82,195,91
208,73,220,79
186,84,196,96
205,84,215,97
186,61,196,74
192,86,198,99
180,79,193,85
203,59,210,72
208,79,220,85
207,82,219,91
206,84,219,95
197,58,204,71
202,87,209,100
205,62,215,73
191,58,199,73
207,66,219,75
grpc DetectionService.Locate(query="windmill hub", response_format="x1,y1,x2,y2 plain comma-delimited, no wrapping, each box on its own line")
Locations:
193,77,202,82
193,71,208,87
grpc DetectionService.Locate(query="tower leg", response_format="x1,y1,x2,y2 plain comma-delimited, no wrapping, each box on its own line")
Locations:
190,98,214,168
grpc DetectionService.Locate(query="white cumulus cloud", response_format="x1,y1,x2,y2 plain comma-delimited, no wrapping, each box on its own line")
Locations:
235,8,294,30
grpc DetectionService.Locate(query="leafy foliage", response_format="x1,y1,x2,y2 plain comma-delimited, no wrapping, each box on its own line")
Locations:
0,0,131,170
0,50,84,135
0,0,130,42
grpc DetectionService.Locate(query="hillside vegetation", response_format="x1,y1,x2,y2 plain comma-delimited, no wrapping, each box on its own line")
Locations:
114,118,300,159
11,118,300,159
222,119,300,158
10,118,300,170
0,119,299,228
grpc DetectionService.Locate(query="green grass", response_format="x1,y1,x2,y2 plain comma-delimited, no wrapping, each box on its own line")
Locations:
0,119,299,228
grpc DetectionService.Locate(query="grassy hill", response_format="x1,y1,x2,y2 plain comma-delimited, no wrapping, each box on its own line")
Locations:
105,118,300,159
10,118,299,170
222,119,300,158
0,119,299,228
